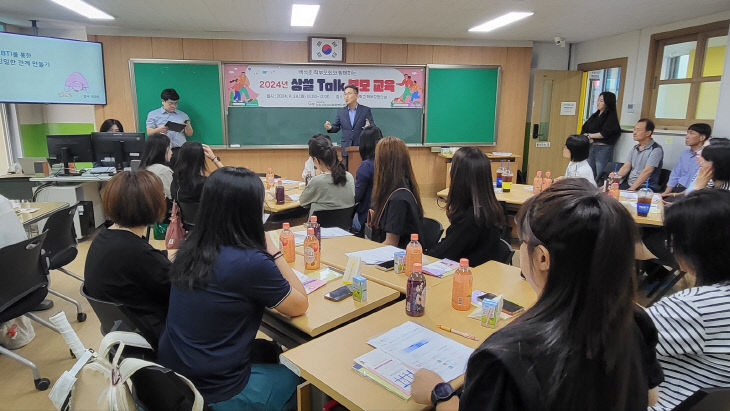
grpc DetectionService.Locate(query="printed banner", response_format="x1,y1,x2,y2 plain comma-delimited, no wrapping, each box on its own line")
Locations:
223,64,424,108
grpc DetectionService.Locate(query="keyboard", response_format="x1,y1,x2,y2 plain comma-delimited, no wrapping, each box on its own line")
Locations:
87,167,116,174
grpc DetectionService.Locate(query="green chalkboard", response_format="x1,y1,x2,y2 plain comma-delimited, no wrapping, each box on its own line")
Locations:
227,107,422,146
131,61,224,145
425,66,500,145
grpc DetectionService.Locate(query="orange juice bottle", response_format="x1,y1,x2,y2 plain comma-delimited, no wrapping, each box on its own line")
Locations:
451,258,473,311
303,227,320,270
532,171,543,194
266,167,275,189
280,222,295,263
405,234,422,276
543,171,553,189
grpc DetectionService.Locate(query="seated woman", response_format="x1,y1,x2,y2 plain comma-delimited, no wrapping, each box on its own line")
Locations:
100,118,123,132
412,179,662,410
427,147,506,266
369,137,423,248
687,138,730,193
170,141,223,203
562,134,596,186
299,134,355,217
84,170,172,347
352,126,383,233
140,133,173,199
158,167,308,409
646,189,730,411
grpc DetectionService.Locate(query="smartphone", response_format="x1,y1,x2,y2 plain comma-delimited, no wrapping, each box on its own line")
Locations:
324,285,353,302
376,260,395,271
477,292,525,315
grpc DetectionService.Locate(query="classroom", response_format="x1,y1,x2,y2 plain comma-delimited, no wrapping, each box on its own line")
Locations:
1,1,729,410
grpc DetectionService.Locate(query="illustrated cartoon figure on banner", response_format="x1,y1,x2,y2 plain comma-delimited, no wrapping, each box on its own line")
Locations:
409,81,423,106
229,72,258,104
393,74,414,105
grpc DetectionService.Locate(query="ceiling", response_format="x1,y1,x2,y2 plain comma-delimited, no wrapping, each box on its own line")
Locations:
0,0,729,44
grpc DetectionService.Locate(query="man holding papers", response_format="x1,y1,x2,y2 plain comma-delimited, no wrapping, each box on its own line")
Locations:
146,88,194,163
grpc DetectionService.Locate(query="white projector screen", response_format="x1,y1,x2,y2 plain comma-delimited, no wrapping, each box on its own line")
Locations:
0,32,107,104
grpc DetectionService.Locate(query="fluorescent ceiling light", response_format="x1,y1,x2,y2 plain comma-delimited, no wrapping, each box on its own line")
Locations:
50,0,114,20
291,4,320,27
469,11,533,32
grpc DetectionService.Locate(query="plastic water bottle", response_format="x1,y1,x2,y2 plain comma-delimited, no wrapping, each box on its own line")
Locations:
275,179,285,205
305,170,313,186
532,170,543,194
543,171,553,189
303,227,320,270
280,222,295,263
451,258,473,311
406,263,426,317
308,216,321,245
405,234,422,276
266,167,275,189
502,164,513,193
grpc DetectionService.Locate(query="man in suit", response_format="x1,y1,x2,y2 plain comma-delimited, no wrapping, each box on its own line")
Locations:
324,84,374,169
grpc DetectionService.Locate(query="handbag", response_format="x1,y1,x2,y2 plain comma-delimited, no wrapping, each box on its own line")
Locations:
152,223,168,240
0,316,35,349
365,187,416,241
165,189,185,250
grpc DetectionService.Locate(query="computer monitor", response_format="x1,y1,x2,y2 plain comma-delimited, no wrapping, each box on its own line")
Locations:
46,134,94,175
91,132,146,170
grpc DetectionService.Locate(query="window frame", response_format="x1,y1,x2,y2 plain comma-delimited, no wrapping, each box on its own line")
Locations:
577,57,628,123
642,20,729,129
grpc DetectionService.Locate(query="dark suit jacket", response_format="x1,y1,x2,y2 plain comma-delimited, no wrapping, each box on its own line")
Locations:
327,104,374,156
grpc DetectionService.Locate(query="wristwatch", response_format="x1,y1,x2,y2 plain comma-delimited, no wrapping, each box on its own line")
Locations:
431,382,456,406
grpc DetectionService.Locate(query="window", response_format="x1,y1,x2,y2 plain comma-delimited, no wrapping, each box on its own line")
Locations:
577,58,627,126
643,20,728,128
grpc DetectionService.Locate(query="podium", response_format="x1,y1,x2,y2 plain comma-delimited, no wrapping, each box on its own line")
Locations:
345,146,362,175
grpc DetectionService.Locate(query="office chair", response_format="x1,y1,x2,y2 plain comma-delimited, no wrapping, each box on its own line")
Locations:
312,206,356,230
420,218,444,251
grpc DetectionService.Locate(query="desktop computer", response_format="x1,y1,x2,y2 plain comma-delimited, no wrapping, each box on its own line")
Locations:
46,134,95,176
91,132,146,170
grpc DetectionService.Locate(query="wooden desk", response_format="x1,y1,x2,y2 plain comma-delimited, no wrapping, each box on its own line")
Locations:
263,179,304,213
437,184,534,206
260,257,400,346
281,260,536,411
439,152,522,188
16,202,68,227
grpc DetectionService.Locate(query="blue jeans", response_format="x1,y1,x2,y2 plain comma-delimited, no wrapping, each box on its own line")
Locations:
211,364,299,411
588,144,614,184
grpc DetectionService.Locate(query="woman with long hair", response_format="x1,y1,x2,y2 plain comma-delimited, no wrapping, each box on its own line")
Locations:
139,133,173,199
369,136,423,247
99,118,123,132
170,141,223,203
647,189,730,410
581,91,622,182
299,134,355,217
158,167,308,409
412,179,662,410
687,138,730,192
353,126,383,232
427,147,506,266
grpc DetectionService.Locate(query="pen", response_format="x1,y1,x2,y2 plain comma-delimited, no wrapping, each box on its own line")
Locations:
437,325,479,341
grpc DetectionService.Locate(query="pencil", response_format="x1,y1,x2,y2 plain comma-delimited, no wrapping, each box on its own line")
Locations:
437,324,479,341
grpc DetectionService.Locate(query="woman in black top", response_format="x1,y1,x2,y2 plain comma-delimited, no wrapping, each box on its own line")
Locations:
369,136,423,248
84,170,171,347
581,91,622,183
428,147,506,266
170,141,223,203
412,179,663,410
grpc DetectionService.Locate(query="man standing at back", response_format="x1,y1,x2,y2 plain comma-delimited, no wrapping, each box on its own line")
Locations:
661,123,710,199
146,88,194,164
617,118,664,192
324,84,374,169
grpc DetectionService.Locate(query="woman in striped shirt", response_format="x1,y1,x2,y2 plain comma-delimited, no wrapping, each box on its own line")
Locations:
648,189,730,410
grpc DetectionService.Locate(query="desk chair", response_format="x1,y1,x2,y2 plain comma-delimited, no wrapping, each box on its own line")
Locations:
674,387,730,411
80,284,139,335
40,204,87,322
312,206,356,230
0,233,65,391
496,238,516,265
420,217,444,250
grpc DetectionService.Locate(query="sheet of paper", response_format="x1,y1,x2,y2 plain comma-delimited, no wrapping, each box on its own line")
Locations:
491,152,512,156
354,349,415,395
262,213,270,223
367,321,472,382
281,179,300,185
422,259,459,278
345,245,403,265
287,193,301,201
293,269,327,294
293,226,353,246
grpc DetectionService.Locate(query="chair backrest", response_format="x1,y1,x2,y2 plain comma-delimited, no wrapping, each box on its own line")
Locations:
420,217,444,250
0,232,49,316
313,206,355,230
674,387,730,411
496,238,515,265
657,168,671,192
41,204,79,269
177,201,200,229
80,284,140,335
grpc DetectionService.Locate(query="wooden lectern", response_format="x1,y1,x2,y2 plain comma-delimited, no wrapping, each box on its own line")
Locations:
345,146,362,175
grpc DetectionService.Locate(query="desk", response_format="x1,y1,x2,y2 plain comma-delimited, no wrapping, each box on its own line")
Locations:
30,174,113,183
438,184,534,206
30,178,106,238
263,179,304,214
281,260,536,411
260,257,400,347
16,202,68,227
439,152,522,188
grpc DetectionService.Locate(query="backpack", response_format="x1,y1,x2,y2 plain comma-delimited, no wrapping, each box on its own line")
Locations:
49,331,204,411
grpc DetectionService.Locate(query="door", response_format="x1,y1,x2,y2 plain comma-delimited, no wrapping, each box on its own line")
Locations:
526,70,582,179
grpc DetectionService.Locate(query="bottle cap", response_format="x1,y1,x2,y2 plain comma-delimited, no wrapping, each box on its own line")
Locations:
307,227,314,235
277,178,282,184
413,263,422,271
460,258,469,267
536,171,542,176
268,167,272,172
545,171,551,177
310,215,318,222
410,233,418,241
282,222,290,229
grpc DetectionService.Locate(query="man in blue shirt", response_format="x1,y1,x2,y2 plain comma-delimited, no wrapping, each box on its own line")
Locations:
661,123,710,199
324,84,374,169
146,89,194,163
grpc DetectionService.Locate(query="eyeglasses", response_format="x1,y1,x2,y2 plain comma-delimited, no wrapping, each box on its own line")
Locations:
344,92,356,96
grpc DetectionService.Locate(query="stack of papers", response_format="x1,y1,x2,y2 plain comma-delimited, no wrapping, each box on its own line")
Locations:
293,267,343,294
345,245,402,265
422,259,460,278
287,193,301,201
352,321,473,399
293,227,353,246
